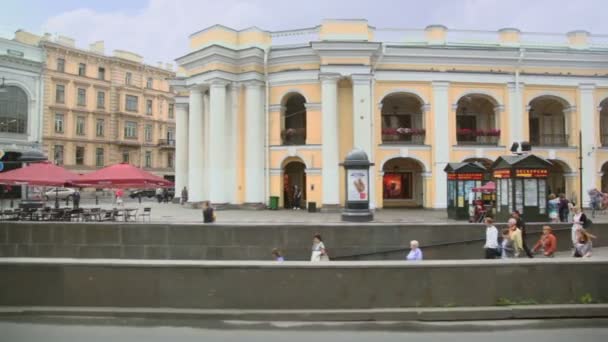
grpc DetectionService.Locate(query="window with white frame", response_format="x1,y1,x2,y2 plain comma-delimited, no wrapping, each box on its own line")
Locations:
124,121,137,138
54,113,64,133
125,95,138,112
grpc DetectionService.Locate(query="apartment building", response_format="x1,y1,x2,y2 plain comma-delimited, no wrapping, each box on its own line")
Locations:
14,31,176,181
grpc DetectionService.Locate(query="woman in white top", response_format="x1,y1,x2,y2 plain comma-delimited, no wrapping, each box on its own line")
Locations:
310,233,329,262
571,207,588,246
483,217,499,259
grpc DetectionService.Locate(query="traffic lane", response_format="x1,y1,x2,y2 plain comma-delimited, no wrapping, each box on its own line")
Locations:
1,321,607,342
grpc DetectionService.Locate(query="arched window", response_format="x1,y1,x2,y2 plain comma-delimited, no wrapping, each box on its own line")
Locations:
281,93,306,145
600,98,608,146
382,157,425,207
528,96,569,146
455,94,499,145
380,93,425,144
0,86,28,134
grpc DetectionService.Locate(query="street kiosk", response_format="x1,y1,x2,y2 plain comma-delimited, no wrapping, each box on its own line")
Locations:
492,154,552,222
444,162,487,220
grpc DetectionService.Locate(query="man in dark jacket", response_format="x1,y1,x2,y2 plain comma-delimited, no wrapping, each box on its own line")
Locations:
558,193,570,222
512,210,534,258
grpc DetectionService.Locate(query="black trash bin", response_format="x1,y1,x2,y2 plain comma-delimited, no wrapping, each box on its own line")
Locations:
308,202,317,213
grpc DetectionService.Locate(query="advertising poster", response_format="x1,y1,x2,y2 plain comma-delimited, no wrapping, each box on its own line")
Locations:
348,169,368,201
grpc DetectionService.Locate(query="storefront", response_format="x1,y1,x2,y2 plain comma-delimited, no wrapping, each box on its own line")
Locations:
444,162,487,220
492,154,552,222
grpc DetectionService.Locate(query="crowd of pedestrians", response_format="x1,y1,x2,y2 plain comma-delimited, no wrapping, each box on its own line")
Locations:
482,208,597,260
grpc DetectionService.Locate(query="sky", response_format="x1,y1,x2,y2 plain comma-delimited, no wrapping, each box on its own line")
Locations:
1,0,607,64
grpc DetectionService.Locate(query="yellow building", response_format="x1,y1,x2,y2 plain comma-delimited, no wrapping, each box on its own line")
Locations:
14,31,176,181
172,19,608,209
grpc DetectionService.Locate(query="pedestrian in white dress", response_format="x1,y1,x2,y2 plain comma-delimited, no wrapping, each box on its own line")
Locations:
310,233,329,262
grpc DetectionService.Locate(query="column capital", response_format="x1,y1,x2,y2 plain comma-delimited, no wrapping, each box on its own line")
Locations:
175,102,189,110
563,105,577,114
579,83,596,92
320,73,341,83
421,103,431,113
431,80,450,89
507,82,525,91
209,78,230,88
351,74,372,84
268,104,285,112
244,80,265,88
188,86,204,95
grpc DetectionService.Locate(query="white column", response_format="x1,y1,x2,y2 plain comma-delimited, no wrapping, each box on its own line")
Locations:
507,82,524,143
187,88,204,202
432,81,450,208
175,101,189,199
208,80,228,204
224,84,238,204
244,81,265,204
579,84,597,207
352,74,375,208
202,93,210,200
321,74,340,207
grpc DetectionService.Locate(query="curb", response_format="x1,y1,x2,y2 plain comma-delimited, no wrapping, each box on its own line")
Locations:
1,304,607,322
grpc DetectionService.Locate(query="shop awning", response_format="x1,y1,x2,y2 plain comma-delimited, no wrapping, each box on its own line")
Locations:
473,181,496,193
73,163,173,188
0,161,78,187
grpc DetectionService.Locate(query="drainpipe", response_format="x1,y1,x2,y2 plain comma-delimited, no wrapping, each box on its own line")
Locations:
369,44,385,209
264,48,270,205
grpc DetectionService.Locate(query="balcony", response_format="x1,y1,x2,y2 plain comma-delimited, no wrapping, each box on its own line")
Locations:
281,128,306,146
531,134,569,147
158,139,176,149
381,128,426,145
456,129,500,146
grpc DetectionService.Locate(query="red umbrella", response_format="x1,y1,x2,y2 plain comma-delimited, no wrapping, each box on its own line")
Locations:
73,163,173,188
0,161,78,187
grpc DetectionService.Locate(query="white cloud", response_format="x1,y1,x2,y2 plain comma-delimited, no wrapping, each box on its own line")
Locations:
40,0,608,64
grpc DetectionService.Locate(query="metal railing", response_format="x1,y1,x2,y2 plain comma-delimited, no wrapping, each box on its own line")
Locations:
158,139,176,147
381,133,425,145
531,134,569,147
457,135,500,146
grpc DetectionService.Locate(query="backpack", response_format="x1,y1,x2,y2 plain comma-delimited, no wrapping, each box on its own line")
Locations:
583,217,592,229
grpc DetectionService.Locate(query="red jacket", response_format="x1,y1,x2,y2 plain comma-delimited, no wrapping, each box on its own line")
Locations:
533,233,557,256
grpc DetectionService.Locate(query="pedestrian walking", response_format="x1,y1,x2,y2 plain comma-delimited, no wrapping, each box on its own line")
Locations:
500,228,515,259
571,207,589,246
162,188,169,203
310,233,329,262
483,217,500,259
156,188,163,203
181,186,188,205
115,188,124,206
573,228,596,258
292,185,302,210
271,248,285,262
406,240,423,260
532,225,557,257
511,210,533,258
507,218,523,257
202,201,216,223
558,193,570,223
547,194,560,223
72,188,81,209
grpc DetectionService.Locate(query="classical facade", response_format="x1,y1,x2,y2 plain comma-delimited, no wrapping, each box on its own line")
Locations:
0,33,45,170
172,19,608,208
13,30,176,180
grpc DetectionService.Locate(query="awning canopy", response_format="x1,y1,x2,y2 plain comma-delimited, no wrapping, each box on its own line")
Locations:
73,163,173,188
473,181,496,193
0,161,78,187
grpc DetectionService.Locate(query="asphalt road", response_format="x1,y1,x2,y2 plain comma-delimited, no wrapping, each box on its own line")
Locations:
1,320,607,342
